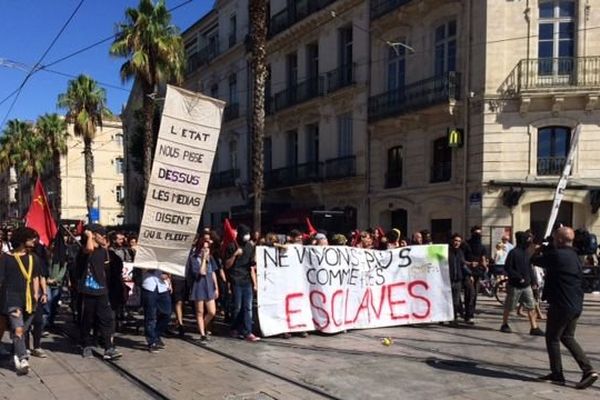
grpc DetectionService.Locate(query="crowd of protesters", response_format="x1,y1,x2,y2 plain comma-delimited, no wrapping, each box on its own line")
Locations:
0,222,596,389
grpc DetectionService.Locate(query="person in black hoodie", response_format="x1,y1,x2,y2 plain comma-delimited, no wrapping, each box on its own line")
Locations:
533,227,597,389
448,234,470,321
462,226,488,324
499,231,544,336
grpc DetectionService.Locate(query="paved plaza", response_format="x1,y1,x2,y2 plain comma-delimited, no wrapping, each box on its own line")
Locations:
1,296,599,399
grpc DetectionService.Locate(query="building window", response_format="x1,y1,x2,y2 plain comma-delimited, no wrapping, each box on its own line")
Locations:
115,157,124,174
387,39,406,91
286,52,298,89
114,133,124,146
116,185,125,204
286,130,298,167
229,14,237,48
228,73,238,105
431,137,451,183
306,124,319,163
339,26,353,67
386,146,403,188
338,113,353,157
538,0,575,76
210,83,218,99
229,139,238,170
537,126,570,175
434,20,457,76
264,137,272,171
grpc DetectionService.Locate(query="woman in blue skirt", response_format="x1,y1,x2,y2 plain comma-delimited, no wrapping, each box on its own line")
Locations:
188,238,219,341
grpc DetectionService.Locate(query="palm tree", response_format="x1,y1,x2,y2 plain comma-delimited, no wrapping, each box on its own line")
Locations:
57,74,107,222
249,0,268,233
110,0,184,196
36,113,69,219
0,119,51,214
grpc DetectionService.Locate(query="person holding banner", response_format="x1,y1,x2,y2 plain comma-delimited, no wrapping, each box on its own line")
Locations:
448,234,470,322
188,237,219,342
224,224,259,342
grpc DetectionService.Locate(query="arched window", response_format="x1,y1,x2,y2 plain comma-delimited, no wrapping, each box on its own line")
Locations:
386,145,403,188
387,39,406,91
431,137,452,183
537,126,570,175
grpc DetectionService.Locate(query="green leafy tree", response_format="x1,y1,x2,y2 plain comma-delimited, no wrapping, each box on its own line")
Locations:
36,113,69,218
57,74,107,221
110,0,184,196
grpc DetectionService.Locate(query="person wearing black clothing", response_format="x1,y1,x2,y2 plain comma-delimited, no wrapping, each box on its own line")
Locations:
533,227,597,389
224,224,259,342
448,234,470,321
499,231,544,336
28,239,50,358
78,224,121,360
462,226,488,324
0,227,44,375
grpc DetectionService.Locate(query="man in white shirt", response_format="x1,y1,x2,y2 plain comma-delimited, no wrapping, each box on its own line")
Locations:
141,269,172,352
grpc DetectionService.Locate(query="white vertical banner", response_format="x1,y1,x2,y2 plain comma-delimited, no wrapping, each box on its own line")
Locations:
543,124,581,239
132,85,225,276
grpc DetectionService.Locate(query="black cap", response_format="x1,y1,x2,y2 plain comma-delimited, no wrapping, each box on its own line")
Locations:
86,223,107,236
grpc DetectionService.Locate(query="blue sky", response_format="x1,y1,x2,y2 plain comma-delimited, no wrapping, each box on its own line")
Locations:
0,0,212,130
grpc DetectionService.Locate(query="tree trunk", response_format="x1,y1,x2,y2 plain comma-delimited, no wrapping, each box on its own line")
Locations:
250,0,268,234
83,137,95,222
141,81,155,203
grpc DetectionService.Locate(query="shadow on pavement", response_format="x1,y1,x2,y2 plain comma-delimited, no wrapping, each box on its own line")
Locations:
425,358,537,382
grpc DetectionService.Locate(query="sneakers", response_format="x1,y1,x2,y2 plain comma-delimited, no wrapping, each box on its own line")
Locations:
245,333,261,342
464,318,475,325
530,327,545,336
31,348,48,358
576,371,598,390
14,356,29,375
103,347,122,360
156,339,166,349
82,346,94,358
148,343,160,353
299,331,308,338
500,323,512,333
538,373,566,386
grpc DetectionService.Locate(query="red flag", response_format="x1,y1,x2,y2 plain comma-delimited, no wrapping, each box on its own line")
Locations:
25,178,58,246
305,217,317,236
220,218,237,257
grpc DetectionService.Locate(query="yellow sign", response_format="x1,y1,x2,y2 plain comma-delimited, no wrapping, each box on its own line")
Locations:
448,128,463,148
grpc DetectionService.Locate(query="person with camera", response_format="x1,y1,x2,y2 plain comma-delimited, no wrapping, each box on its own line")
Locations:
499,231,544,336
533,226,597,389
78,224,121,360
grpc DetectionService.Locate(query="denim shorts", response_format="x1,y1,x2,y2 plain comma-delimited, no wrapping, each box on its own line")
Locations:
505,285,535,311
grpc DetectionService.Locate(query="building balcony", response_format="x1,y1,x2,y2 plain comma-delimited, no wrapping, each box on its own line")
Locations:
368,72,460,122
324,155,356,180
185,43,221,75
265,162,323,189
430,162,452,183
537,157,566,176
209,169,240,189
512,57,600,93
269,0,336,38
270,77,322,114
228,34,236,49
268,64,355,115
223,103,240,122
370,0,413,20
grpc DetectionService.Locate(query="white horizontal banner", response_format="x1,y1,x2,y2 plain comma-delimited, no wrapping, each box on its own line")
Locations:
132,85,224,277
256,245,453,336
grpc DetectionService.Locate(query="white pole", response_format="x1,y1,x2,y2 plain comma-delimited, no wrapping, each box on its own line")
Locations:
543,124,582,239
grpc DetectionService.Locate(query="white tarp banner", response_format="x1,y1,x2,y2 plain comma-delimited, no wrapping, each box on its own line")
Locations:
256,244,453,336
132,85,224,276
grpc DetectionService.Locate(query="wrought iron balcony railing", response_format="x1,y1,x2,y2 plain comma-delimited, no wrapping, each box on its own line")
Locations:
209,169,240,189
223,103,240,122
370,0,413,20
185,42,221,74
323,63,355,94
265,162,323,189
324,156,356,180
271,77,323,113
537,157,566,176
368,72,461,122
430,161,452,183
514,57,600,92
269,0,336,38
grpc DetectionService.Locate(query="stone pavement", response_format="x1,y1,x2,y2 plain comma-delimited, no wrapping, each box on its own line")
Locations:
1,295,599,399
